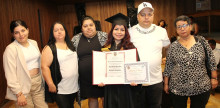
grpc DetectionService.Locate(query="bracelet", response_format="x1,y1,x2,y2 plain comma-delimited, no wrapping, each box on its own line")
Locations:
211,77,218,80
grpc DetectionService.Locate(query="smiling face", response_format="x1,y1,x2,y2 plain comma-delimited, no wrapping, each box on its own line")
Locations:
13,25,29,45
81,19,96,38
137,8,154,28
112,25,125,41
176,21,192,38
53,23,65,41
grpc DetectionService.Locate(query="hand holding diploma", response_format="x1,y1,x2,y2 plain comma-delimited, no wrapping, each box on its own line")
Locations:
93,49,150,85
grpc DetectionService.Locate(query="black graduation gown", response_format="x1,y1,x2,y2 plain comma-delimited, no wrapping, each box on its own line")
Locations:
104,42,134,108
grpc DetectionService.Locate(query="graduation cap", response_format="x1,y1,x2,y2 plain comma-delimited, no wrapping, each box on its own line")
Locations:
105,13,129,27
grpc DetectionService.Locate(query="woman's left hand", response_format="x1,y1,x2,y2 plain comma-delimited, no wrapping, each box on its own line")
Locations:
211,79,218,89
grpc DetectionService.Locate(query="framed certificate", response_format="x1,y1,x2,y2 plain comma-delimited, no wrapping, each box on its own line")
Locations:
92,48,150,85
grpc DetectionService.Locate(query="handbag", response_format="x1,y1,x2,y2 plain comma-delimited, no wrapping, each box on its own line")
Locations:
196,36,211,78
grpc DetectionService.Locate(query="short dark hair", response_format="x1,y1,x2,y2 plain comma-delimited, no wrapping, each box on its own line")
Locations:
174,15,191,28
81,16,96,28
10,19,28,33
208,39,216,46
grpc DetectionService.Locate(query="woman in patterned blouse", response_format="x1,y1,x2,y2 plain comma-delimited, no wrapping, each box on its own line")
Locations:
163,15,218,108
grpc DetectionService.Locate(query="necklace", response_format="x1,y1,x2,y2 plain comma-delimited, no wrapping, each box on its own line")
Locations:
135,26,156,34
86,35,95,43
87,38,92,43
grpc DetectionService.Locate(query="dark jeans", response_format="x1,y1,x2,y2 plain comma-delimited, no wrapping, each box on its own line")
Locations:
142,82,163,108
170,90,210,108
56,93,77,108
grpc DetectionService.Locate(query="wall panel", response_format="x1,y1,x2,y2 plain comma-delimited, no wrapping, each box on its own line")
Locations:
57,0,177,37
86,0,127,33
58,5,78,38
176,0,196,16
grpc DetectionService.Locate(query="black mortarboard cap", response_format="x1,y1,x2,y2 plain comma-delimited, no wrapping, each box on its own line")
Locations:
105,13,128,26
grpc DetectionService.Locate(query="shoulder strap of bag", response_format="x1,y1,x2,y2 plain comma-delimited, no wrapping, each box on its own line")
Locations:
196,36,211,78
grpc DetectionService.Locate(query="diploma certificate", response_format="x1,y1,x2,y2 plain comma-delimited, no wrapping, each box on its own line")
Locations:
124,62,150,83
93,48,149,85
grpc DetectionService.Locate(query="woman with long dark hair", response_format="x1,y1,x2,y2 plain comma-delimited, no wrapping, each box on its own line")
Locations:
100,13,137,108
41,21,78,108
104,24,135,50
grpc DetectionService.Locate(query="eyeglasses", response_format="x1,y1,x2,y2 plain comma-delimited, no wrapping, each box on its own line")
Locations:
176,24,189,30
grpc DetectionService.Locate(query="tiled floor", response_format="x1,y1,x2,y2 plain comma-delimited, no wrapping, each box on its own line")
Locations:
2,93,220,108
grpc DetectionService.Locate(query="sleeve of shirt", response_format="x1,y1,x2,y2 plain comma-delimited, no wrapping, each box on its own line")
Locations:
97,31,108,46
3,46,22,95
217,50,220,65
162,28,170,47
71,33,82,49
163,45,174,77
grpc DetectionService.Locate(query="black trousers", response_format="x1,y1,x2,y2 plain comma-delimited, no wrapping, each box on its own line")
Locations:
170,90,210,108
56,93,77,108
141,82,163,108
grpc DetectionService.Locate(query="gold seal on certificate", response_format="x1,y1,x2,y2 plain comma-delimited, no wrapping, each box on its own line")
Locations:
92,48,150,85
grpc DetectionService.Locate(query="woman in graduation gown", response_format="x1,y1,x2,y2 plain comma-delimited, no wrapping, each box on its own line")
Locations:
99,13,138,108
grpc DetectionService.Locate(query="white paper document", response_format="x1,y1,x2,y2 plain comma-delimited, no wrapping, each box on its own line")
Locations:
93,48,150,85
124,62,150,83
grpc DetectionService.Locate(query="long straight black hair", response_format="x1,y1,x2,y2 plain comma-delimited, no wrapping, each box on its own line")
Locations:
47,21,75,52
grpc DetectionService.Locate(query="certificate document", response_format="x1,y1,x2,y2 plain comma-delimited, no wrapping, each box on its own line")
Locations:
106,51,124,77
124,62,150,83
93,48,149,85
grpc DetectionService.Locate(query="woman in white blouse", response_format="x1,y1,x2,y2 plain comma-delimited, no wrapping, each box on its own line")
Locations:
41,22,78,108
3,20,48,108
